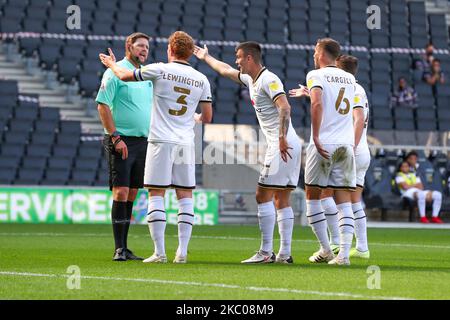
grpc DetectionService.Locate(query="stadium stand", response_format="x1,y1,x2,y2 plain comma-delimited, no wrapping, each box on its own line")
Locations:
1,0,450,220
0,79,106,186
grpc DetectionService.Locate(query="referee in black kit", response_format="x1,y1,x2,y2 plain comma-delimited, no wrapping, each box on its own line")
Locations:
96,33,153,261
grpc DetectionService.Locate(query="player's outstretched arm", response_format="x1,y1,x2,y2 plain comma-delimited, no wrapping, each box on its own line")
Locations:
310,88,330,159
289,84,310,99
99,48,135,82
274,95,293,162
353,107,365,149
194,45,241,84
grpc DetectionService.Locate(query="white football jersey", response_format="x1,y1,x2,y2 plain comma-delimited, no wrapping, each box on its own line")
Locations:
239,68,297,146
306,66,356,145
354,82,370,156
135,61,212,145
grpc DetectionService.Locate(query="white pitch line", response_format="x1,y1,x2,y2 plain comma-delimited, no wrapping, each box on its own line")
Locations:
1,232,450,250
0,271,412,300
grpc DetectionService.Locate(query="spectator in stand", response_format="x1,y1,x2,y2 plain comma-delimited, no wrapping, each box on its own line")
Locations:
391,77,418,108
396,160,444,224
423,59,446,89
403,152,444,224
415,42,435,72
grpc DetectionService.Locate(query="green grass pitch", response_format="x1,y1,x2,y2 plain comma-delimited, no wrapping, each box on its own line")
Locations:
0,224,449,300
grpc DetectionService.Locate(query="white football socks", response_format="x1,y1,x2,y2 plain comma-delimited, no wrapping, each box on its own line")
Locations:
432,191,442,218
321,197,340,246
277,207,294,257
306,200,331,253
258,201,276,253
147,196,166,256
417,191,426,218
337,202,354,259
177,198,195,257
352,202,368,252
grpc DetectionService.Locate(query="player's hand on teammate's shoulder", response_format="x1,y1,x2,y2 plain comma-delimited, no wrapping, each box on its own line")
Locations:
279,137,293,163
288,84,310,98
193,44,208,60
99,48,116,68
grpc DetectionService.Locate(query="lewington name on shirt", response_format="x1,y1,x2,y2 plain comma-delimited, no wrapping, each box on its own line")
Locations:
162,73,204,88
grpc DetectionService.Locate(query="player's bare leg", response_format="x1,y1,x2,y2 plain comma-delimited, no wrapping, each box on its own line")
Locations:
241,187,276,263
143,189,168,263
274,189,295,263
174,189,195,263
328,190,354,265
350,187,370,259
306,186,334,263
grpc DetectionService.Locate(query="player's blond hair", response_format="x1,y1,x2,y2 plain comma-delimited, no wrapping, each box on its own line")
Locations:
125,32,150,55
168,31,194,60
336,55,358,76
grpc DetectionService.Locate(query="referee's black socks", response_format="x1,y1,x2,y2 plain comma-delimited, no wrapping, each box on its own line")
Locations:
124,201,134,249
111,201,128,250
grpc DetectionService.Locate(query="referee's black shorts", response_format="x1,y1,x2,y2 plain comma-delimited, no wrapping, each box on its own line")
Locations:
103,135,148,191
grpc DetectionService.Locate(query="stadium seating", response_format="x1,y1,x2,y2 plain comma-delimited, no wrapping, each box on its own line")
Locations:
0,80,107,186
1,0,450,210
1,0,445,127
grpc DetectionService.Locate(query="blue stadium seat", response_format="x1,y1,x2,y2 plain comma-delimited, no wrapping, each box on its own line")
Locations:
60,120,82,136
69,169,97,186
42,168,70,185
3,131,29,145
34,119,58,134
39,45,61,70
56,134,80,147
39,108,60,121
0,170,16,184
14,106,39,121
31,132,55,146
48,157,73,169
22,156,47,171
79,73,100,97
52,145,77,159
26,144,51,157
0,155,20,171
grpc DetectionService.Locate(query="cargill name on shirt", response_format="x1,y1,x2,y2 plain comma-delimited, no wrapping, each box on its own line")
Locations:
162,73,204,88
325,75,353,85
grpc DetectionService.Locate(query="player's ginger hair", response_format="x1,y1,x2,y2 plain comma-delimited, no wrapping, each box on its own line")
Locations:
336,55,359,76
168,31,195,61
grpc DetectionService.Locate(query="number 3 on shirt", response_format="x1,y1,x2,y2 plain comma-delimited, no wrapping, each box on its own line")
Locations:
169,86,191,116
335,87,350,115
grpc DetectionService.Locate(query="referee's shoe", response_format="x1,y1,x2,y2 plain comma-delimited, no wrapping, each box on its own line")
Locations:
124,248,143,260
113,248,143,261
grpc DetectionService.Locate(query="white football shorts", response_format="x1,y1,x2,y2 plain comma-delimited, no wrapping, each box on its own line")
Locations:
144,142,195,189
258,137,302,190
305,143,356,191
355,150,371,188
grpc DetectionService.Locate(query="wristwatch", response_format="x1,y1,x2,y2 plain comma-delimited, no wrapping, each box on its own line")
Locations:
111,131,120,138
